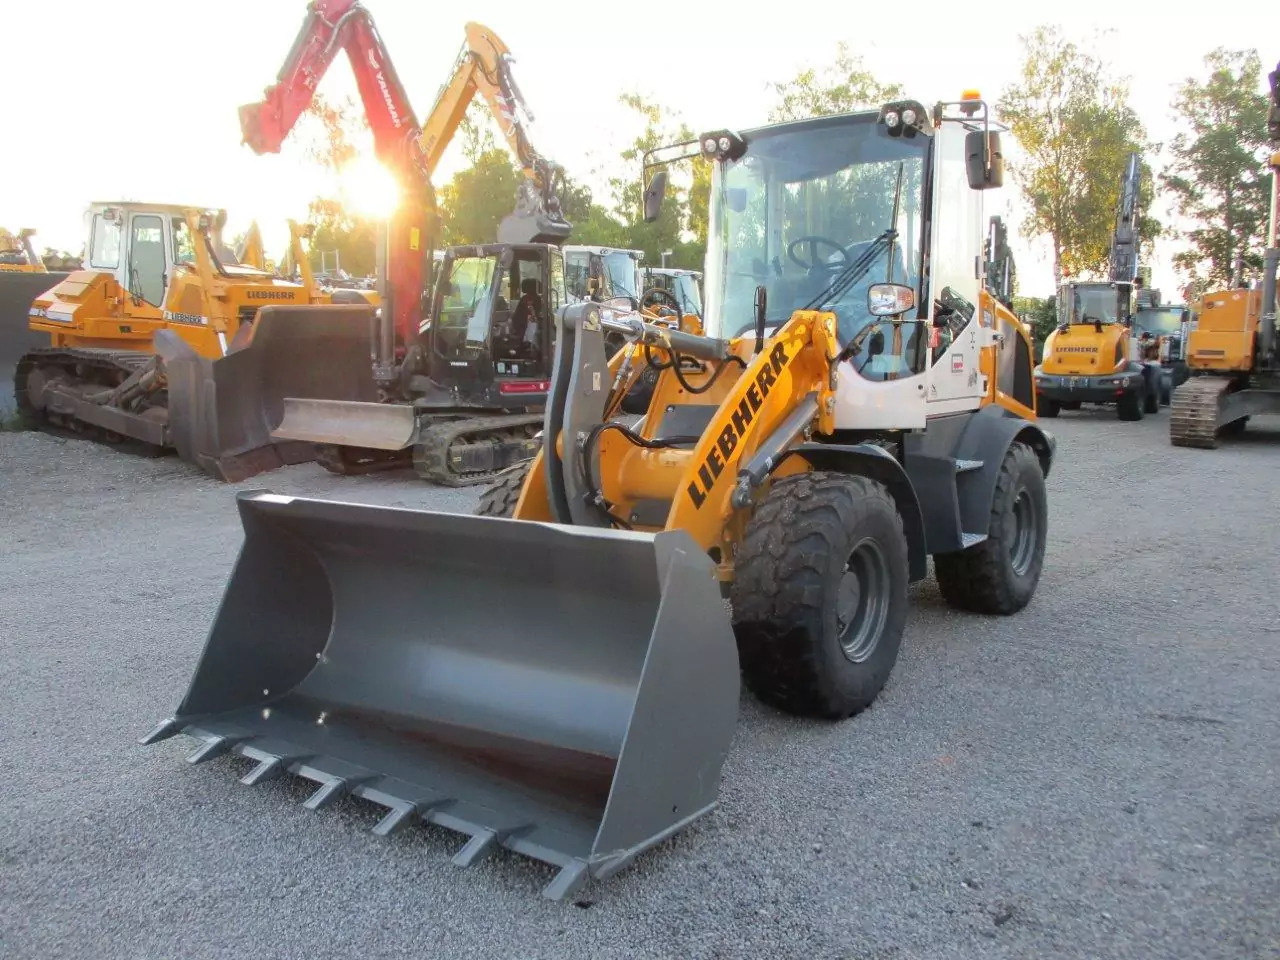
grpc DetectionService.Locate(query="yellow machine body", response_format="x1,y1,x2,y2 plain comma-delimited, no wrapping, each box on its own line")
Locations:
1185,288,1261,373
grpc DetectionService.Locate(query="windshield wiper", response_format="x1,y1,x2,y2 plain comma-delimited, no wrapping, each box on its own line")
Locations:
801,162,906,312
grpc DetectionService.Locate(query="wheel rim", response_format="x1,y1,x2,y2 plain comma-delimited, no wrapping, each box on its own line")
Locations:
836,538,891,662
1009,487,1037,576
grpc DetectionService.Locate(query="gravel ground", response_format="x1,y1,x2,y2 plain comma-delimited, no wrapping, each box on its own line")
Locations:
1,411,1278,960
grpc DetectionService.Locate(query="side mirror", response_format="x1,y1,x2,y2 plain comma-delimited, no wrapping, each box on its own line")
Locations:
965,130,1004,190
643,169,668,223
868,282,916,317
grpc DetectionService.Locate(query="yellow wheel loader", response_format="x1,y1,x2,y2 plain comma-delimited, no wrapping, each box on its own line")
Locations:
1170,63,1280,447
141,94,1054,901
14,203,376,479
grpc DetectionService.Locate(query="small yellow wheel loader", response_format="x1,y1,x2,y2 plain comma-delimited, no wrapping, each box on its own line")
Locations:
142,93,1054,901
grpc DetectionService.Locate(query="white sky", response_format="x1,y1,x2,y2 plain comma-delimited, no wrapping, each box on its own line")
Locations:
4,1,1276,297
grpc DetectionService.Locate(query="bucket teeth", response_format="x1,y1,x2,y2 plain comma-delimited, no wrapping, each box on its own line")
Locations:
303,775,374,812
452,829,501,868
542,861,590,901
366,794,452,837
240,755,292,786
138,717,182,746
185,735,246,765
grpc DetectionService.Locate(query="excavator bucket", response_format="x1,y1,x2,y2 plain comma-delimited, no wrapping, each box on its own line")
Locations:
159,305,379,482
141,491,739,900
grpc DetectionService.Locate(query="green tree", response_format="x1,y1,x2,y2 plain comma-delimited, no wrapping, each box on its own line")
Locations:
606,93,710,270
768,44,903,122
436,148,522,245
998,26,1158,287
1162,48,1273,289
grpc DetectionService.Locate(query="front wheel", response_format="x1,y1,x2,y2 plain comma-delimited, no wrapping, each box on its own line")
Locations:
933,442,1048,615
1117,388,1144,421
731,472,910,719
475,459,532,518
1143,378,1160,414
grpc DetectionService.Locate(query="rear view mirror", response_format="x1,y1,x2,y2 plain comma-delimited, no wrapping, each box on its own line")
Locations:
965,130,1004,190
868,283,916,317
643,169,668,223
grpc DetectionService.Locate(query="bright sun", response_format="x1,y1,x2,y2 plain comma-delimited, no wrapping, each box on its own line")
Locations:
338,155,401,221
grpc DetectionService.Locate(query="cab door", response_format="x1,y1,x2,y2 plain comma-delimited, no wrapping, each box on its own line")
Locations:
125,212,171,310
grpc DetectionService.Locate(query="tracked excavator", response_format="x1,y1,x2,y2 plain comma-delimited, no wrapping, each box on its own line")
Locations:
143,92,1055,901
235,2,579,484
1033,152,1165,419
0,229,46,273
1170,60,1280,447
14,203,376,479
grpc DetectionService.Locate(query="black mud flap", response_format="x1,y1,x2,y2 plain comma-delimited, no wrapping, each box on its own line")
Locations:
142,492,739,900
158,305,379,482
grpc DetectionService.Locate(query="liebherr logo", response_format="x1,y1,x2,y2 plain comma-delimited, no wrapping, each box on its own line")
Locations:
686,342,789,510
246,290,295,300
1055,345,1097,353
367,51,402,128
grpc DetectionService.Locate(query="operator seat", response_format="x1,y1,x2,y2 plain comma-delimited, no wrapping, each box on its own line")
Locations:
512,277,543,341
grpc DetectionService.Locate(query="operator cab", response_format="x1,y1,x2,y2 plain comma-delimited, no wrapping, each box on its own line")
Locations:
643,267,704,316
429,243,566,387
563,245,643,308
84,202,272,310
1058,281,1131,331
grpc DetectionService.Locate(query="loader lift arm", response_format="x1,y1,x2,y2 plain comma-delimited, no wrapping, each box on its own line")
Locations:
239,2,570,382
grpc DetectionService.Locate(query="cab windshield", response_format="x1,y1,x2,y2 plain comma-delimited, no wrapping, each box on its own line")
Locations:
1133,307,1184,337
702,114,927,345
1064,285,1122,326
600,251,639,301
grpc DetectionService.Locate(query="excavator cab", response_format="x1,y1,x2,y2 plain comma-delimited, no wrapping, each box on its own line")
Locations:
427,243,564,388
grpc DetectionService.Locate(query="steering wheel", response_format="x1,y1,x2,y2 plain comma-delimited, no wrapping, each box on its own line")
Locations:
788,236,850,271
641,286,681,315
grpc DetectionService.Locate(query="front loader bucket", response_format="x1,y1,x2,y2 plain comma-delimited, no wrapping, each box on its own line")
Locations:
141,492,739,900
159,305,379,482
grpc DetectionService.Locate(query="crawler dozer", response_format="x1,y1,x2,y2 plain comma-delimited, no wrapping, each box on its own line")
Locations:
1171,62,1280,447
0,228,47,273
142,94,1054,901
15,202,375,479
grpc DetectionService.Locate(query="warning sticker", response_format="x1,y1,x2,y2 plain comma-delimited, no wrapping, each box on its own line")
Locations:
952,353,964,373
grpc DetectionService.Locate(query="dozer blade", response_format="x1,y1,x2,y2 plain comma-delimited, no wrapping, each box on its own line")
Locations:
159,305,379,482
141,491,739,901
271,398,417,450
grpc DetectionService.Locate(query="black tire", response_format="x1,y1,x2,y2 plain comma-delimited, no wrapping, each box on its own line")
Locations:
475,459,532,518
1143,379,1160,414
933,442,1048,615
1038,397,1060,418
730,472,909,719
1117,388,1143,421
1160,380,1173,406
1059,400,1082,411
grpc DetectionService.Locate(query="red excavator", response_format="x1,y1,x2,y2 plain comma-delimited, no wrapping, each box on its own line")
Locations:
235,2,580,483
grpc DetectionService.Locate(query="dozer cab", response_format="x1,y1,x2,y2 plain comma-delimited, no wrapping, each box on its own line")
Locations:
0,228,47,273
141,93,1054,902
15,202,376,479
1132,294,1192,405
1170,61,1280,447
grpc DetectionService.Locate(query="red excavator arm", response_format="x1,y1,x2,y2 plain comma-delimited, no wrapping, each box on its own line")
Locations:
241,3,571,383
240,0,431,381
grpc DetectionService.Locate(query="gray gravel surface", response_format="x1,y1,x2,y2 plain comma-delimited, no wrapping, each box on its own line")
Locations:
2,411,1278,959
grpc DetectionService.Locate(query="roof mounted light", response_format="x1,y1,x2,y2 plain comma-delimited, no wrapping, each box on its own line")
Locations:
697,129,746,161
878,100,930,137
959,90,983,117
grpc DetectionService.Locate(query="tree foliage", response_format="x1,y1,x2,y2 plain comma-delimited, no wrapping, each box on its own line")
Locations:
998,26,1158,286
1162,48,1273,289
768,44,903,122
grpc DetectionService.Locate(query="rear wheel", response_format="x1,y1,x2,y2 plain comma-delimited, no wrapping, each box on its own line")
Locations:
475,459,532,518
933,442,1047,614
1059,400,1081,411
1143,377,1160,414
1038,397,1060,418
1117,387,1144,421
731,472,909,719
